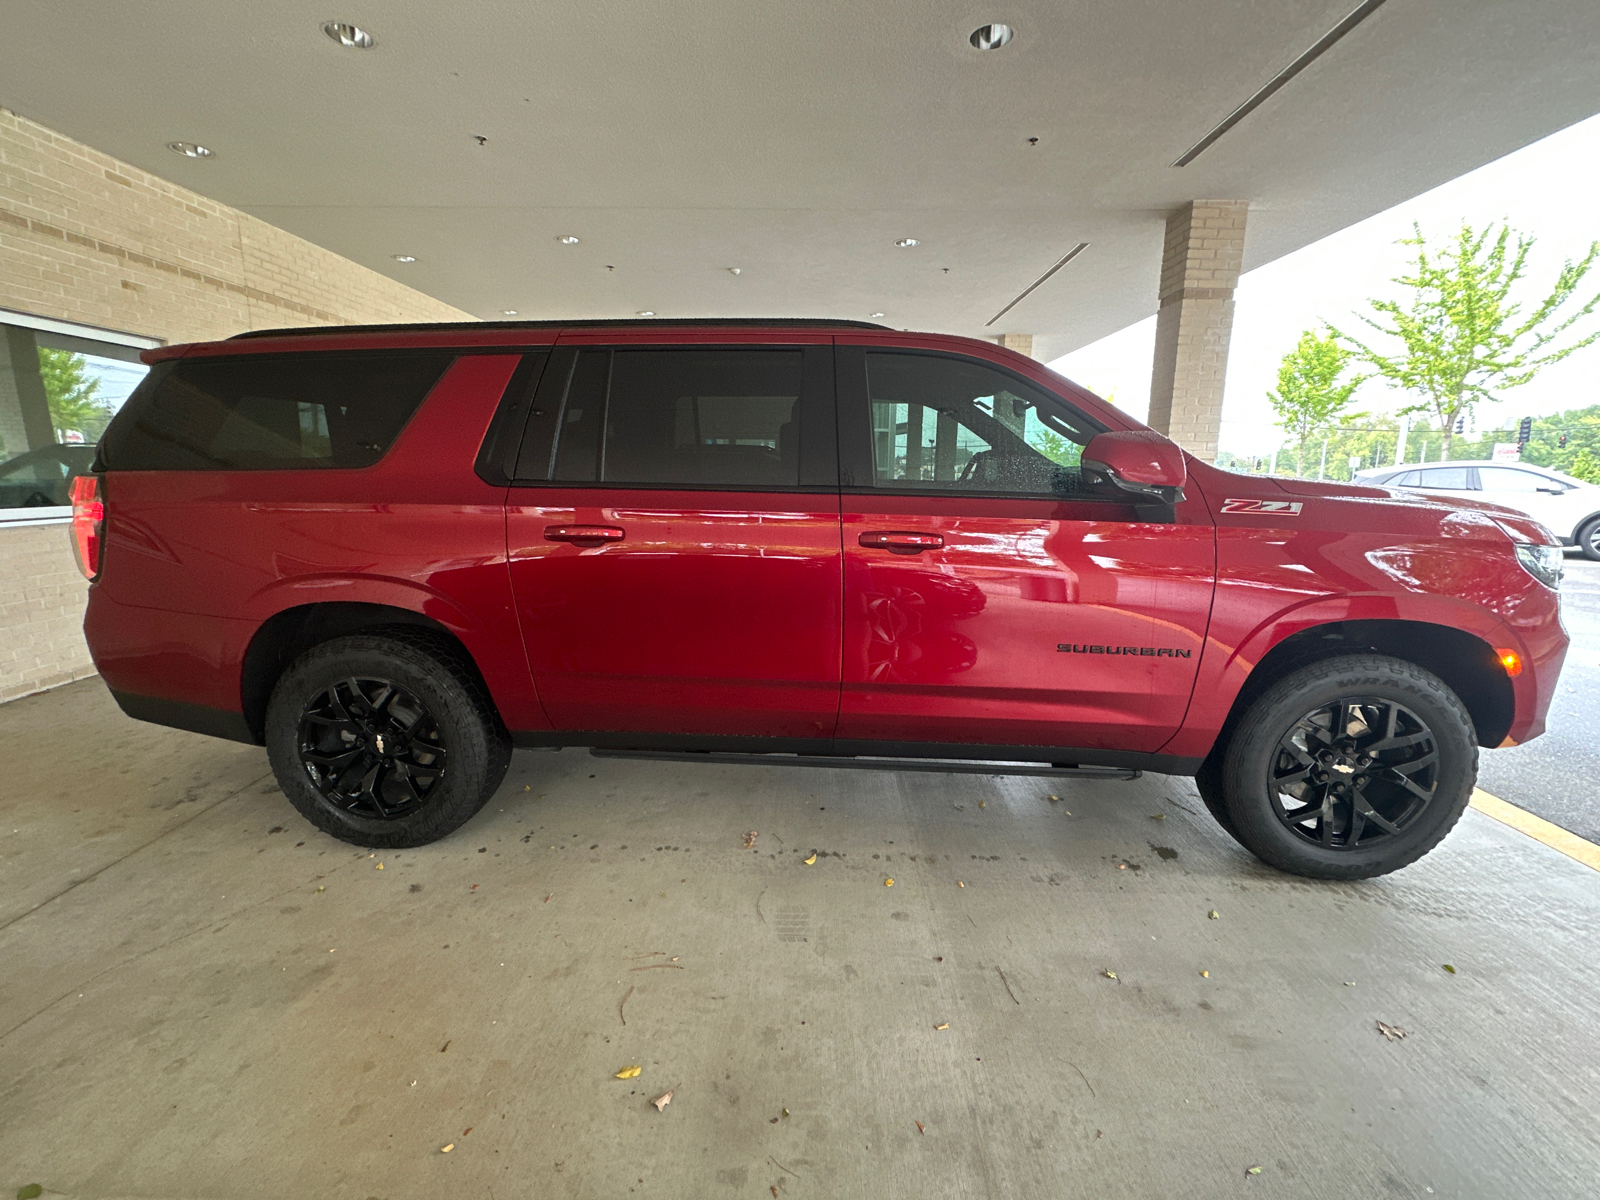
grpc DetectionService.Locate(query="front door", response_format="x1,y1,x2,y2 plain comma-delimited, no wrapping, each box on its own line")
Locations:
834,345,1215,755
505,341,842,741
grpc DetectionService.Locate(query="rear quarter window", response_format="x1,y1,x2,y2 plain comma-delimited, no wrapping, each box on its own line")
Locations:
97,351,455,470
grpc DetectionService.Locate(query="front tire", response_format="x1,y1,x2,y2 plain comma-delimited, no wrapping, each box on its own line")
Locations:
1218,655,1477,879
1577,516,1600,562
265,633,511,848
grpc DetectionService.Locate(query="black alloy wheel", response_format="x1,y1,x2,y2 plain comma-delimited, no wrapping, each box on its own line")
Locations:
297,676,448,820
1214,654,1476,879
265,633,511,848
1269,698,1436,850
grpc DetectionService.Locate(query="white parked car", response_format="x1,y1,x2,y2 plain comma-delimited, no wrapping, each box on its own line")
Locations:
1354,460,1600,559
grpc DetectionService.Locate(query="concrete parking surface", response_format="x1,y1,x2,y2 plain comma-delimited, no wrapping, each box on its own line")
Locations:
3,681,1599,1200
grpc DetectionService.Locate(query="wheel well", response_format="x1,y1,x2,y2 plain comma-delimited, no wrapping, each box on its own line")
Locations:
239,602,498,743
1205,619,1515,763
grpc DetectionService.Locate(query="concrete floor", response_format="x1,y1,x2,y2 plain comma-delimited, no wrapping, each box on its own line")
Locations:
3,682,1600,1200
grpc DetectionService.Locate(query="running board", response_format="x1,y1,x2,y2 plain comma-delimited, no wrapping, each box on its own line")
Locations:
589,748,1140,780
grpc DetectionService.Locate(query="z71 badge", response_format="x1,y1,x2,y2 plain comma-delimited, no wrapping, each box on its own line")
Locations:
1220,498,1303,515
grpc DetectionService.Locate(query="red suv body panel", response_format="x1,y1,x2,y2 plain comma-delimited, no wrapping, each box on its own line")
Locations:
86,352,551,736
82,322,1566,769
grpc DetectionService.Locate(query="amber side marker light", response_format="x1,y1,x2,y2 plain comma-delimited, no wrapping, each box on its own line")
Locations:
70,474,104,581
1495,649,1523,678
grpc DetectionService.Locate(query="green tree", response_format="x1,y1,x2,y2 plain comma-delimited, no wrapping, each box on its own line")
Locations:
1334,221,1600,458
1266,328,1360,474
37,348,112,442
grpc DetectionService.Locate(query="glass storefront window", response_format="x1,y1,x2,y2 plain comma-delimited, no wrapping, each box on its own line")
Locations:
1,310,159,515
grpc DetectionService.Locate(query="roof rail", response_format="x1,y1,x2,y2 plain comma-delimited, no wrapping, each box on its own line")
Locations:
230,317,892,340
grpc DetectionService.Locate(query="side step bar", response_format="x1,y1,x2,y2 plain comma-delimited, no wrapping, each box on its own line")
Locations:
589,748,1140,780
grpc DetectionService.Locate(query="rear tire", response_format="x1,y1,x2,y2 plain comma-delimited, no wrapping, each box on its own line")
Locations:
265,633,511,848
1578,516,1600,562
1218,655,1477,880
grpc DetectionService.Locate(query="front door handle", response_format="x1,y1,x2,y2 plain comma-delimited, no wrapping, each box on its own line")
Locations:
859,530,943,553
544,524,625,544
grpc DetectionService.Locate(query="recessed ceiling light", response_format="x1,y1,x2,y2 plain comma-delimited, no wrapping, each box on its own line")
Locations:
636,310,656,317
970,24,1014,50
894,238,919,248
391,255,416,263
501,310,518,316
323,22,376,49
166,142,213,158
871,313,886,318
557,235,581,245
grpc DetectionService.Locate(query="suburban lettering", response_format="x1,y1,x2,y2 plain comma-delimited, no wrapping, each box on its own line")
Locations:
1056,643,1192,659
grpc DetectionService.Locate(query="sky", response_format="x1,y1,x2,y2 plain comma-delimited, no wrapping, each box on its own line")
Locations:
1049,111,1600,458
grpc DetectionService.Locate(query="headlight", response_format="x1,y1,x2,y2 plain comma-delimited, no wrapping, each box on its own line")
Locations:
1514,543,1563,589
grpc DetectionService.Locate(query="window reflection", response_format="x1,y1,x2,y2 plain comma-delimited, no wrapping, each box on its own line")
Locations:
1,316,152,510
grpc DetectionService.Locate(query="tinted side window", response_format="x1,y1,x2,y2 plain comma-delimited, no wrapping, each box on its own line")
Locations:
99,351,455,470
1415,467,1475,490
552,349,804,488
864,352,1101,497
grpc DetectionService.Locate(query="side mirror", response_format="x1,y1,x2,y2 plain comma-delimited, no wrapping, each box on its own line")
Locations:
1081,431,1187,518
1537,484,1566,494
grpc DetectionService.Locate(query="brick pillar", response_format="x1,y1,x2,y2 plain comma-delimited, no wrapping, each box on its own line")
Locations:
1147,201,1248,462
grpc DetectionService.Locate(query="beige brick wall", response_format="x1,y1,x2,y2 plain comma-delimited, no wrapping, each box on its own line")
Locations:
1147,200,1248,462
0,107,475,705
0,522,99,703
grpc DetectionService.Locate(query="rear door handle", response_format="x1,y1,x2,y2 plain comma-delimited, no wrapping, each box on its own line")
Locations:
859,530,943,553
544,524,625,544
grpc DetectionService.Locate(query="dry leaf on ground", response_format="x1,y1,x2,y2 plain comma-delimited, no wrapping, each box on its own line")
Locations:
804,853,817,865
884,877,894,886
916,1121,926,1134
934,1022,949,1030
1376,1021,1408,1042
440,1143,454,1153
615,1064,642,1079
1102,969,1117,980
650,1087,675,1111
1208,910,1220,919
743,831,758,848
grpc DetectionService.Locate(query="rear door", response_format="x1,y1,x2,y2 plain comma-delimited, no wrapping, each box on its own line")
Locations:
504,338,842,741
834,343,1215,755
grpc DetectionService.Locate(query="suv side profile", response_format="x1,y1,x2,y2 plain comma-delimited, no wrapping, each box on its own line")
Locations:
75,320,1568,879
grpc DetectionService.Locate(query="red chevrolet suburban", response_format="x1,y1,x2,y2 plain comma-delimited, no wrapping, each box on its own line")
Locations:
73,320,1568,878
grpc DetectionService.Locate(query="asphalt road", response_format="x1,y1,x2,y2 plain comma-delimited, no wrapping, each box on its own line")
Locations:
1475,552,1600,844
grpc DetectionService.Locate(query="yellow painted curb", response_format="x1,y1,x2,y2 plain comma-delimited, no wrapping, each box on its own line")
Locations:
1469,788,1600,873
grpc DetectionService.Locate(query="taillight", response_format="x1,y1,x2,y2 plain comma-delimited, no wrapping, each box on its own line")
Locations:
70,474,105,580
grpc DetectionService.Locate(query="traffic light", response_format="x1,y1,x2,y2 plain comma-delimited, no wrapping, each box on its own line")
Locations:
1560,433,1568,449
1453,415,1465,434
1518,416,1532,445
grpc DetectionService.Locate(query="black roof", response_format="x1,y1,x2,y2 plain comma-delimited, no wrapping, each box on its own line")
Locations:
231,317,892,340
